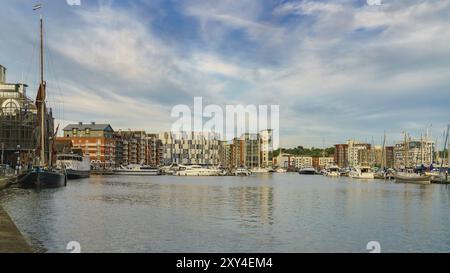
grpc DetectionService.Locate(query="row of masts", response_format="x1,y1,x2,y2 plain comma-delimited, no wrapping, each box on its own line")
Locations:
402,125,450,170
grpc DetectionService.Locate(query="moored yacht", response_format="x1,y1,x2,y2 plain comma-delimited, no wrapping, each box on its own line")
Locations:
175,165,221,176
394,171,431,185
349,166,375,179
234,167,252,176
324,165,341,177
251,167,271,174
114,165,160,176
56,154,91,179
299,166,317,175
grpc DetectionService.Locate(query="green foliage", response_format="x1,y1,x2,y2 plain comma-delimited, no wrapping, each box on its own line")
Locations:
273,147,336,158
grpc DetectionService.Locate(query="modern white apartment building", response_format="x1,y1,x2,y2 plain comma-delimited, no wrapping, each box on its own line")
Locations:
260,129,273,168
159,132,220,166
347,140,371,167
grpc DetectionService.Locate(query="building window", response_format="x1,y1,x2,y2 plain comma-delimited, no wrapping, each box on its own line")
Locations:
73,128,78,135
85,128,91,135
1,99,20,116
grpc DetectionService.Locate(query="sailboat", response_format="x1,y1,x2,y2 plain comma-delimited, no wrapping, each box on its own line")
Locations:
431,125,449,184
394,132,430,185
18,7,67,189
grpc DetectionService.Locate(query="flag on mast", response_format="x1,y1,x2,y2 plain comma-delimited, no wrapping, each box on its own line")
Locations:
32,4,42,10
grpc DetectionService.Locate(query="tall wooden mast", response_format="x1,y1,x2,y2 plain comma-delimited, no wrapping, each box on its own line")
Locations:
40,15,46,167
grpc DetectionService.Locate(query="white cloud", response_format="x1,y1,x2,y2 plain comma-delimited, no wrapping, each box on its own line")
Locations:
4,0,450,147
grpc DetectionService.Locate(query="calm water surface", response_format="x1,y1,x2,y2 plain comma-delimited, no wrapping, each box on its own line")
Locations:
0,174,449,253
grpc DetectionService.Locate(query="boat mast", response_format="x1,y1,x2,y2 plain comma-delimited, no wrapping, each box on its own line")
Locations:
381,131,386,170
403,131,409,170
441,125,449,174
448,125,450,172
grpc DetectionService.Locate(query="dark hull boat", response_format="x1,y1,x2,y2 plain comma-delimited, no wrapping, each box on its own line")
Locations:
18,168,67,189
66,169,90,180
299,167,317,175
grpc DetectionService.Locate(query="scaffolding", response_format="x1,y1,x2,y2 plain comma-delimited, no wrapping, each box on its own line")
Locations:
0,82,38,167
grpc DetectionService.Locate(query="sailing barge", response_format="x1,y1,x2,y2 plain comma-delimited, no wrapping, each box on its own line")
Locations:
18,7,66,189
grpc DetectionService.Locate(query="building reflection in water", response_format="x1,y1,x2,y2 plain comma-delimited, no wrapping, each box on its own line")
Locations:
229,184,274,227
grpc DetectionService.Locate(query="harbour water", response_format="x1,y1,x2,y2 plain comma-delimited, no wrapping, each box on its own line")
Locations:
0,174,449,253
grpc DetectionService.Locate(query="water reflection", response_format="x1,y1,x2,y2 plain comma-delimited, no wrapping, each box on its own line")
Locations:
0,174,449,253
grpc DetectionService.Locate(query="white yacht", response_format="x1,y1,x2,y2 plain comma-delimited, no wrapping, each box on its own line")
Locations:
56,154,91,180
114,165,160,176
159,163,184,175
234,168,252,176
251,167,271,174
324,165,341,177
175,165,222,176
276,168,287,173
349,166,375,179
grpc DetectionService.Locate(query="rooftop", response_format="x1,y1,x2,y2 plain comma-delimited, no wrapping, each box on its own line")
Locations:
63,122,114,132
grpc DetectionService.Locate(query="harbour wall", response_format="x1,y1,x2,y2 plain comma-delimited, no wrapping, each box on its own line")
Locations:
0,178,33,253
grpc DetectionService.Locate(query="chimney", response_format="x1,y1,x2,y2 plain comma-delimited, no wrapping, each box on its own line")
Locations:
78,122,83,126
0,65,6,83
91,122,96,125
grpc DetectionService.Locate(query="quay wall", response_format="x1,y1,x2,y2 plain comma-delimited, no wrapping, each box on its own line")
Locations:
0,177,33,253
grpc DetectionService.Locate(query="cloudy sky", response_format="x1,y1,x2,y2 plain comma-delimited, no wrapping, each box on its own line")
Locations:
1,0,449,147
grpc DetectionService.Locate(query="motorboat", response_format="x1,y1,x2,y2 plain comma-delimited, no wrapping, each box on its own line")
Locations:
56,154,91,179
324,165,341,177
114,165,160,176
175,165,222,176
299,166,317,175
276,168,287,173
234,168,252,176
349,166,375,179
251,167,271,174
159,163,182,175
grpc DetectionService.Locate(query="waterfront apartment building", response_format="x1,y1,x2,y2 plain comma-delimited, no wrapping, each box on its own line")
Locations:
242,133,261,169
334,144,348,168
147,133,162,167
158,132,220,166
259,129,274,168
394,139,435,168
219,141,233,169
61,122,116,169
274,153,293,169
386,146,395,169
231,138,244,168
347,140,371,167
114,130,148,166
292,156,313,169
313,157,335,170
274,153,313,170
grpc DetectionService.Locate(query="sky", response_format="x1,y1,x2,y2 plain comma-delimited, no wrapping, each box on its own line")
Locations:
0,0,449,148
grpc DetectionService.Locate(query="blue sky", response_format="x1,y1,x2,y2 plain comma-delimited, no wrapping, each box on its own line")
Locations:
0,0,449,147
